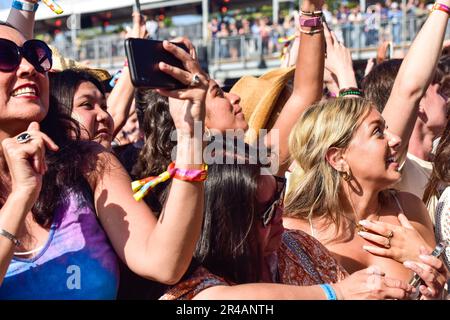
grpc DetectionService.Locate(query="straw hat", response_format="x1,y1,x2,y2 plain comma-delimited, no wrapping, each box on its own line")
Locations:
49,45,112,82
230,66,296,142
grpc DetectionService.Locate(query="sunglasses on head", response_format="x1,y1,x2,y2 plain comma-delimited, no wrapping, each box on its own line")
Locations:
0,38,52,73
260,175,286,227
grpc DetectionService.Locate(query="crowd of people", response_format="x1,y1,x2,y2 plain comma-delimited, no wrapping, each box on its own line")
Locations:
0,0,449,301
208,0,435,60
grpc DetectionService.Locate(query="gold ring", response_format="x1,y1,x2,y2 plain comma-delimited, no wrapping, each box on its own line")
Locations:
385,238,391,249
387,230,394,239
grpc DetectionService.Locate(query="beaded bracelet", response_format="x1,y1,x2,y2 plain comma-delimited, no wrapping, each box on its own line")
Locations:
432,2,450,16
132,162,208,201
300,9,323,17
339,87,363,97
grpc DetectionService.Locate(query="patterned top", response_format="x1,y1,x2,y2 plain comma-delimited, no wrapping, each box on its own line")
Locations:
160,266,230,300
0,191,119,300
435,186,450,271
160,229,348,300
277,229,348,285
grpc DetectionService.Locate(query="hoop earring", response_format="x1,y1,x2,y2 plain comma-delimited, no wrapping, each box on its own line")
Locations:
340,170,352,182
204,127,211,138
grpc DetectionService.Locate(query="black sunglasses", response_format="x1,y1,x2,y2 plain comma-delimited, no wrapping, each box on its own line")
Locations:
0,38,52,73
260,175,286,227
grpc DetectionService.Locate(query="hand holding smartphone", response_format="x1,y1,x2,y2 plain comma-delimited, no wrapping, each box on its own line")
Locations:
408,241,447,300
125,38,189,89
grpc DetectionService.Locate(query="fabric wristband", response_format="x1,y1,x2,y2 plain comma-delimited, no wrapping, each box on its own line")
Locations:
12,0,39,12
432,3,450,16
132,162,208,201
300,16,323,28
319,284,338,300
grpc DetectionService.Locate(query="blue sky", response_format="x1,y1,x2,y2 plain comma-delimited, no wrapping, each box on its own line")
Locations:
0,0,8,9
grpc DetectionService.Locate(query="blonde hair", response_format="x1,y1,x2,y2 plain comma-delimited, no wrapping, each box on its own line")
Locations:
285,97,374,228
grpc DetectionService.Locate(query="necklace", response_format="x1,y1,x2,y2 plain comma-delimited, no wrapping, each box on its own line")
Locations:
14,245,44,256
347,195,382,233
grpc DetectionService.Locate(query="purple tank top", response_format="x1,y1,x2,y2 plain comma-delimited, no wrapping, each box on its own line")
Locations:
0,191,119,299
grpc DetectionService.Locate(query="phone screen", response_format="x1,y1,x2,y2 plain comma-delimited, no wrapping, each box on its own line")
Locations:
125,38,189,89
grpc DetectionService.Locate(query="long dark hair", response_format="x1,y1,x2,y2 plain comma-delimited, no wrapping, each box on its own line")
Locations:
132,89,175,214
195,138,264,284
423,120,450,204
133,89,267,282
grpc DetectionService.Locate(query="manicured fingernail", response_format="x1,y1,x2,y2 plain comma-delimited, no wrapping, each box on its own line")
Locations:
403,261,414,268
359,220,369,226
358,231,370,238
419,254,428,260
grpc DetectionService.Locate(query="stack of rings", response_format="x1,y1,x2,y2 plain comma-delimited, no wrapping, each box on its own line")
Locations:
17,132,32,144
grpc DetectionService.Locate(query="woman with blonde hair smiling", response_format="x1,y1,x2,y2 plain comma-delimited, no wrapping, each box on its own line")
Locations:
283,97,448,299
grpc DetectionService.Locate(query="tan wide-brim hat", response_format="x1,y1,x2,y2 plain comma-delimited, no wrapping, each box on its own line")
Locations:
230,66,296,142
49,45,112,82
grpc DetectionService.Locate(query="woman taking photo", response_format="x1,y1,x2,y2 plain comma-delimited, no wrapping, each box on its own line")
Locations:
0,21,208,299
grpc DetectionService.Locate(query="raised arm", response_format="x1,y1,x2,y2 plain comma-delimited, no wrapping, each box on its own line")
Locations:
90,39,209,284
6,0,39,39
323,23,358,93
265,0,325,176
108,11,148,138
382,2,450,155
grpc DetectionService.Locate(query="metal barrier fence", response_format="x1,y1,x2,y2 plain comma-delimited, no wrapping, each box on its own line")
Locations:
51,17,450,71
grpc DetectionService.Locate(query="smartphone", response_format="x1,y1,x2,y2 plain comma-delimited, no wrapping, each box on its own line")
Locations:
133,0,141,13
125,38,189,89
384,42,393,60
408,241,447,299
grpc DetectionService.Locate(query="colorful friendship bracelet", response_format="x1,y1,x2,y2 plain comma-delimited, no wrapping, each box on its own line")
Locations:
42,0,63,15
432,2,450,16
132,162,208,201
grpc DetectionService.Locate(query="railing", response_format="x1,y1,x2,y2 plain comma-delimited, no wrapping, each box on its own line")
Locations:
51,17,450,72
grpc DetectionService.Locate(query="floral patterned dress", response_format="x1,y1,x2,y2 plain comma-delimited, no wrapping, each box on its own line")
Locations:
160,229,348,300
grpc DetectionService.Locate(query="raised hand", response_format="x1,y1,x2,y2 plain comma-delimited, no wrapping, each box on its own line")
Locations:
1,122,59,208
324,23,357,90
156,38,209,136
126,11,148,39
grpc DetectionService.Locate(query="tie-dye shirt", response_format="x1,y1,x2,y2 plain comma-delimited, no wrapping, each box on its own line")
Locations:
0,191,119,300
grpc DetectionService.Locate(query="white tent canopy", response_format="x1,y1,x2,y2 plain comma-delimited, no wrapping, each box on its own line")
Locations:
0,0,202,21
